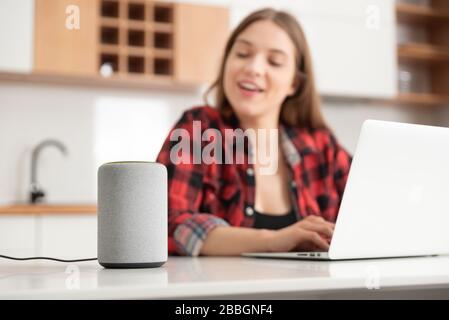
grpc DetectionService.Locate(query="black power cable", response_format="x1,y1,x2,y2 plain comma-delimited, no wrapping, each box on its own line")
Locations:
0,254,97,263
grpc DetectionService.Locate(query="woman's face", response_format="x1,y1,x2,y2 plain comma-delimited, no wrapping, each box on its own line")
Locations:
223,20,298,124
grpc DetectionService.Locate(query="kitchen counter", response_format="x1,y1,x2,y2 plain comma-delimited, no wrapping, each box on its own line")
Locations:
0,204,96,214
1,255,449,299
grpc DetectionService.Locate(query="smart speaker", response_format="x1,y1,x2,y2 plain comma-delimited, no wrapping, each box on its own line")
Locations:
98,162,167,268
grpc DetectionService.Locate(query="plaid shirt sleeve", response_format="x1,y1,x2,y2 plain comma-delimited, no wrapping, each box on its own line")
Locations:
156,109,230,256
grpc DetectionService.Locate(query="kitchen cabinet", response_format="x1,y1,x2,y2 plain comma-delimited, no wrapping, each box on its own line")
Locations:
296,0,397,99
33,0,229,85
37,215,97,259
0,215,36,257
0,0,34,73
0,215,96,261
230,0,397,99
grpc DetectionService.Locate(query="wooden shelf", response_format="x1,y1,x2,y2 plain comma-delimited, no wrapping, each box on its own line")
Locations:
99,44,120,54
395,93,449,107
0,204,97,215
398,43,449,63
99,17,120,27
126,20,147,30
153,48,173,59
395,2,449,105
126,46,146,55
321,93,449,108
153,22,174,33
0,71,197,91
397,3,449,25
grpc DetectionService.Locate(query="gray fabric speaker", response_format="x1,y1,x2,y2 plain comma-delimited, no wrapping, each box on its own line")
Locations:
98,162,167,268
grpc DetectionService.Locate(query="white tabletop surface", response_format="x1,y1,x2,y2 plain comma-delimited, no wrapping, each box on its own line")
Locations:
1,255,449,299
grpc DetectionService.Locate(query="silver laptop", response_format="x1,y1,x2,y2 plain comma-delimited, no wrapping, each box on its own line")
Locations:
243,120,449,261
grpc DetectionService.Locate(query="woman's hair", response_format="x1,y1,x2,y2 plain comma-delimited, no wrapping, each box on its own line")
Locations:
204,8,328,129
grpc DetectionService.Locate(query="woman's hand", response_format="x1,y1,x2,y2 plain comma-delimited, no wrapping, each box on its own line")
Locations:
266,215,335,252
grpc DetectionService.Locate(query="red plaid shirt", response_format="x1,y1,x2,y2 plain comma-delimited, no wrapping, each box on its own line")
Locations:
156,106,352,256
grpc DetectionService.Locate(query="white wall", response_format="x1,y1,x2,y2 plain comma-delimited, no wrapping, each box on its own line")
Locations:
0,0,34,73
0,81,199,205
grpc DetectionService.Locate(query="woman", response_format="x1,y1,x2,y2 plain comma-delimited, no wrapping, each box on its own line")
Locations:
156,8,352,256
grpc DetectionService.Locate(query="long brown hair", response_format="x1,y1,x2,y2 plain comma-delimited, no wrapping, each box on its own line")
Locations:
204,8,327,129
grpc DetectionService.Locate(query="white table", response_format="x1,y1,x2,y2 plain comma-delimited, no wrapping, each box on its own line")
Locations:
1,255,449,299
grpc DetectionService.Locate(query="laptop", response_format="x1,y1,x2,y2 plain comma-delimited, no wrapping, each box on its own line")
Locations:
243,120,449,261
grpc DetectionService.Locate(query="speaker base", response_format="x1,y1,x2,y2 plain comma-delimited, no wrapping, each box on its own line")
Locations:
99,261,166,269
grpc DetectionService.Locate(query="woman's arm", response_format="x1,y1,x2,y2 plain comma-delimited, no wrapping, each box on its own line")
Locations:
200,226,272,256
200,215,333,256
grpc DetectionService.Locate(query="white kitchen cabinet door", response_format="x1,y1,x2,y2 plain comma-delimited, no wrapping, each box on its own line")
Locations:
230,0,397,99
0,0,34,73
0,215,36,257
293,0,397,98
37,215,97,260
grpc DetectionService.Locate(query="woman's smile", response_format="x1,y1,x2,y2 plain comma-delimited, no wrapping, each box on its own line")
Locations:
237,79,265,98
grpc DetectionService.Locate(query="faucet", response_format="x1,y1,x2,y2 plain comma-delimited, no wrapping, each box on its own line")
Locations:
30,139,68,204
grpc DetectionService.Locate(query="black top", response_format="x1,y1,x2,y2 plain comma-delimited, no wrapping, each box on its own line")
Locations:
253,209,297,230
